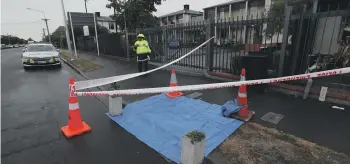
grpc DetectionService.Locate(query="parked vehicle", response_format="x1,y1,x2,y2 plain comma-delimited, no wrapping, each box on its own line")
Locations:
1,44,5,49
6,45,14,48
22,43,61,69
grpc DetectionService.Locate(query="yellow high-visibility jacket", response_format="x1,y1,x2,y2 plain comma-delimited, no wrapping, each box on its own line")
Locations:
134,40,151,54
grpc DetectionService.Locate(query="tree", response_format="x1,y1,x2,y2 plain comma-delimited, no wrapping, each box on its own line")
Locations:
265,0,309,38
1,35,27,45
27,38,34,41
106,0,119,32
106,0,164,32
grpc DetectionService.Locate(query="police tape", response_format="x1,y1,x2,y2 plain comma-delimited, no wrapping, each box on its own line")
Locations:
76,67,350,97
74,37,215,90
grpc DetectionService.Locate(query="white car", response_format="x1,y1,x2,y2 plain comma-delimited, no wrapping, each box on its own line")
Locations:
22,43,61,69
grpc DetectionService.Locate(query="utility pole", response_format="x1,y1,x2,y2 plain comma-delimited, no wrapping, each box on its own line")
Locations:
26,8,51,43
42,18,51,43
84,0,88,13
60,0,73,58
42,28,46,41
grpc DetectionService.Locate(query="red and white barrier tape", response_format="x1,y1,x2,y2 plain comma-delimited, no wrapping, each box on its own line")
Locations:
76,67,350,97
74,37,215,90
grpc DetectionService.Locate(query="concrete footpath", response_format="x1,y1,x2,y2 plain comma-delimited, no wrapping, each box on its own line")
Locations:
60,50,350,156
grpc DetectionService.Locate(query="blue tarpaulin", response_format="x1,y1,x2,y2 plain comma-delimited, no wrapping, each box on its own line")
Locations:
107,94,243,164
221,98,242,117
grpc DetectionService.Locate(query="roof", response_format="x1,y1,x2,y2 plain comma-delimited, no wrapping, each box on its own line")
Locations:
203,0,246,10
97,16,114,22
159,10,203,18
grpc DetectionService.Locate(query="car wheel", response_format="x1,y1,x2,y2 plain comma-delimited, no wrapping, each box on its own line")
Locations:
23,66,29,71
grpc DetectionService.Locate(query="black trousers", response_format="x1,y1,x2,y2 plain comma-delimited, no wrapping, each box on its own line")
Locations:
138,60,148,72
137,53,149,72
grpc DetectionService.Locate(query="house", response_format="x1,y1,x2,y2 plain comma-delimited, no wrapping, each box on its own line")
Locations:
158,5,204,43
95,12,120,33
159,4,203,26
203,0,350,54
203,0,267,47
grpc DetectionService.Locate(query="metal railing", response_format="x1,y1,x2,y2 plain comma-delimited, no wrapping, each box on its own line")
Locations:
138,2,350,81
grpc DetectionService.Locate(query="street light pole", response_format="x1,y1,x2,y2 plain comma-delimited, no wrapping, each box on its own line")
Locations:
123,0,129,61
60,0,73,58
27,8,51,43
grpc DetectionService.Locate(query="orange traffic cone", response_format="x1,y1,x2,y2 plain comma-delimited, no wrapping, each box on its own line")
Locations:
233,84,255,121
234,69,255,122
61,77,91,138
166,69,183,98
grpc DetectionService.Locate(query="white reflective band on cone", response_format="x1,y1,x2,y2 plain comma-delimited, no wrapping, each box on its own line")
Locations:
74,37,215,90
69,103,80,110
170,74,177,83
238,92,247,97
76,67,350,97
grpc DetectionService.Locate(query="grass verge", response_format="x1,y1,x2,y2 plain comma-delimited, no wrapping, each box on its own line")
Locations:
216,123,350,164
60,52,102,72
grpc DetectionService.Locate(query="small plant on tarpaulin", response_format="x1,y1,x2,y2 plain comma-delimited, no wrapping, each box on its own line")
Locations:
186,130,205,144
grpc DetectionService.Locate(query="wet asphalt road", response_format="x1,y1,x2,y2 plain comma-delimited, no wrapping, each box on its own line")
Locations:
1,48,166,164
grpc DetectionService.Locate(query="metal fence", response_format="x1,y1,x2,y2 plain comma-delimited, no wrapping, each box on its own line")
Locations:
75,32,131,58
138,3,350,80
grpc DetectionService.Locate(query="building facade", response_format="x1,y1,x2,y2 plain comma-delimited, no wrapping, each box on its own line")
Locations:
203,0,268,46
95,13,120,33
159,4,203,26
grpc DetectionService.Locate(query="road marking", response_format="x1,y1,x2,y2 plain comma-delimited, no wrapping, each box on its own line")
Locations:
261,112,284,124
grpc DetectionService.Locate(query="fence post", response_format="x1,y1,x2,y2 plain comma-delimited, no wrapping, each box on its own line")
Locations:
278,6,292,77
205,19,213,71
108,96,123,116
181,130,205,164
163,27,168,63
291,5,307,75
126,30,130,61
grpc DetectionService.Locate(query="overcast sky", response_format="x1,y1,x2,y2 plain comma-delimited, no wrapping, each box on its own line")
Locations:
1,0,230,41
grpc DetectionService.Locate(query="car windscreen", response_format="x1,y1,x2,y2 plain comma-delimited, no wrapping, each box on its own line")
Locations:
26,45,55,52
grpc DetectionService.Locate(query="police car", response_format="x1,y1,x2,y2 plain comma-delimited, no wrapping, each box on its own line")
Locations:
22,43,61,69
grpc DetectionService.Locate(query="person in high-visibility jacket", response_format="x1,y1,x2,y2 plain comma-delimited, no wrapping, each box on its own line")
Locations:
133,33,151,72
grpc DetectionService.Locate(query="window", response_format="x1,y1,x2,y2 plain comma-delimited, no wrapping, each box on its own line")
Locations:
205,8,215,20
26,44,55,52
109,22,115,30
